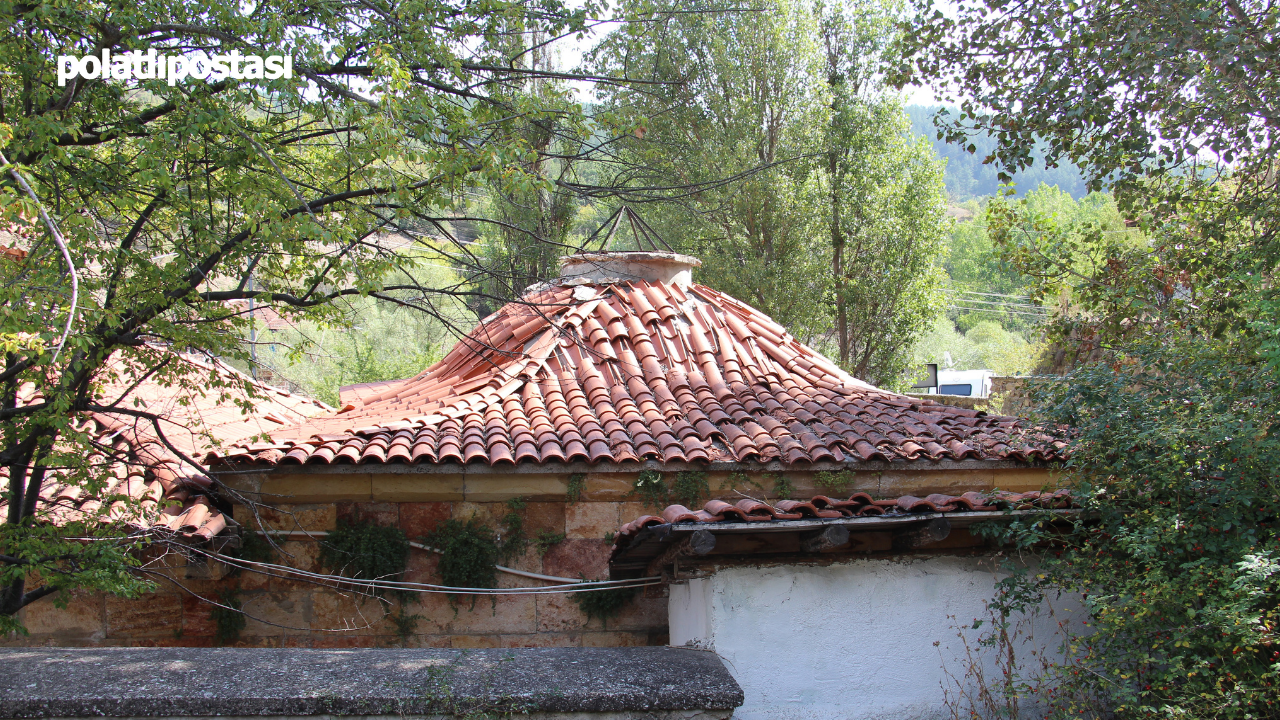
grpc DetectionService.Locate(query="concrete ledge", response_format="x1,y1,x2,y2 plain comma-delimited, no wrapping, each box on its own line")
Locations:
0,647,743,718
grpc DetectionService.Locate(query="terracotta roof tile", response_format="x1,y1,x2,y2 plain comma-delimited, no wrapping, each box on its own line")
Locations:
613,490,1076,553
222,272,1063,470
1,350,331,541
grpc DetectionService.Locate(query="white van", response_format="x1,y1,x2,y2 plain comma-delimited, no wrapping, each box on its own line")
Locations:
934,369,994,398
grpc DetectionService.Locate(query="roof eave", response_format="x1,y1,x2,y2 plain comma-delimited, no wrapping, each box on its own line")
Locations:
210,455,1060,476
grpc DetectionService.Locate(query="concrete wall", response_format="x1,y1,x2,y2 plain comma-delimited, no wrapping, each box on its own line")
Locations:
670,556,1077,720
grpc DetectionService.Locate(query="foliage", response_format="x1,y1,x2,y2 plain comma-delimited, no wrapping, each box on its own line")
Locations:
726,471,766,500
914,185,1138,375
318,520,410,598
726,471,795,501
264,288,470,407
424,518,499,605
896,0,1280,213
914,316,1043,376
592,0,949,387
633,469,668,510
590,0,828,338
498,497,528,562
565,473,586,505
904,105,1087,201
986,341,1280,717
570,583,638,628
821,5,951,385
211,588,246,647
0,0,611,626
897,3,1280,714
533,530,566,556
466,83,588,316
814,470,852,496
671,471,709,508
771,473,795,500
896,0,1280,349
389,606,423,646
984,183,1254,358
944,197,1032,301
938,595,1097,719
0,521,153,636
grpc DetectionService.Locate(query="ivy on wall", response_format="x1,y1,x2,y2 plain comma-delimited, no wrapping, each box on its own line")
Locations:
498,497,528,562
571,583,638,627
671,471,709,507
212,588,246,646
534,530,566,556
633,469,667,509
424,518,499,606
318,520,411,598
566,473,586,504
726,471,795,500
814,470,853,496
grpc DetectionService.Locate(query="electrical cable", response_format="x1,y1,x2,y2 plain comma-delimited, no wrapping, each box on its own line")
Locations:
206,550,660,595
255,530,596,585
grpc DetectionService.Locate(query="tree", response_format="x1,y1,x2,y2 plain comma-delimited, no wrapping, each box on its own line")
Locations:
261,276,472,407
988,342,1280,716
588,0,832,341
466,30,593,317
895,0,1280,346
896,2,1280,713
902,105,1088,201
593,0,950,386
893,0,1280,203
0,0,634,630
821,2,948,382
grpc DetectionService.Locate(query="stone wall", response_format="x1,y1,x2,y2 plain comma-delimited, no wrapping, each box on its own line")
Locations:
5,466,1055,648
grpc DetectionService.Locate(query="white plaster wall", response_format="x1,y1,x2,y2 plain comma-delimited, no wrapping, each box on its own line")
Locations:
669,577,712,649
673,556,1074,720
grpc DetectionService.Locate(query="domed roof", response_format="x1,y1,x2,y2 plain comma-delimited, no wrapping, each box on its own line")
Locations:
217,254,1061,469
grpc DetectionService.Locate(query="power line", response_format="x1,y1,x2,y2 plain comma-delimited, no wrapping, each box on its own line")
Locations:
950,297,1047,312
948,304,1048,319
955,290,1034,300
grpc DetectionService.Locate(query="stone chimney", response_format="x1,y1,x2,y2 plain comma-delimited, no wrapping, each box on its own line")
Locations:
559,251,702,289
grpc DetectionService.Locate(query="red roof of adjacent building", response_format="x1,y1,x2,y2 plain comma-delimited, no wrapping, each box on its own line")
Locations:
616,489,1075,543
608,489,1077,575
0,351,332,540
215,253,1063,470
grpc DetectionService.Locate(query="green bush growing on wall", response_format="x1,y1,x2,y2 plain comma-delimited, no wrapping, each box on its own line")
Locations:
212,588,246,646
425,518,499,606
571,583,638,628
771,473,795,499
671,470,709,508
566,473,586,505
318,519,410,598
633,469,668,509
498,497,528,561
533,530,566,556
814,470,853,496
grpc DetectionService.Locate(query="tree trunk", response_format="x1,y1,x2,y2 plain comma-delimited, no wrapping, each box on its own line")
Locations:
829,147,849,366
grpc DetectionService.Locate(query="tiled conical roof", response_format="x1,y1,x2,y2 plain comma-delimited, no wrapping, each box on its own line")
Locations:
217,254,1062,468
